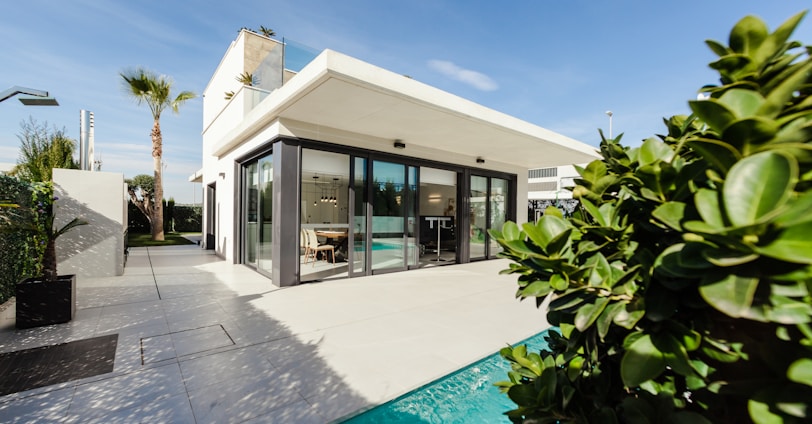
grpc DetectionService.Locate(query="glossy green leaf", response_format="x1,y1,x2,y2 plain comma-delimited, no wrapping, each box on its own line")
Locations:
545,228,573,257
596,302,624,340
549,290,589,311
580,197,606,226
760,60,812,119
773,191,812,228
687,138,741,173
702,248,758,267
757,221,812,264
574,296,609,331
767,295,812,324
724,151,796,227
722,118,779,149
519,280,553,298
677,242,716,269
501,221,521,241
543,205,563,219
613,302,645,329
651,201,685,231
652,332,694,377
689,98,737,132
507,383,539,406
694,188,726,228
699,274,759,318
566,356,584,381
524,215,568,248
621,334,666,387
729,15,768,55
748,395,784,424
638,137,674,166
550,274,569,291
705,39,730,56
787,358,812,387
587,253,612,287
718,88,764,118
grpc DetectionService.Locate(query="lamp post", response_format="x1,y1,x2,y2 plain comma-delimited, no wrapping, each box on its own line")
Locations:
605,110,613,138
0,86,59,105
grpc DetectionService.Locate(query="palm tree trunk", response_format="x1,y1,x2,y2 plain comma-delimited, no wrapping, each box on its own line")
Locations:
151,119,165,241
43,237,57,282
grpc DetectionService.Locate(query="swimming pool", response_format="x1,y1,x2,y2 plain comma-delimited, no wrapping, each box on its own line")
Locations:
341,330,552,423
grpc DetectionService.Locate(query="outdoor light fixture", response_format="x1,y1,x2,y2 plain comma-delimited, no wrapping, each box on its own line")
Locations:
476,157,485,164
394,140,405,149
606,110,613,138
1,86,58,106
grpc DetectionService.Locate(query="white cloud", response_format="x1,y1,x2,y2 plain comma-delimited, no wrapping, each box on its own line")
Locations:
427,60,499,91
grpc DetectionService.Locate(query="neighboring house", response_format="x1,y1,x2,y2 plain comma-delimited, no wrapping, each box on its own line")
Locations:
527,164,583,221
195,30,600,287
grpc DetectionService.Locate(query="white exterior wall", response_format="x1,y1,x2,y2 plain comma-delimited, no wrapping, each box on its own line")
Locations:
528,164,582,200
203,34,247,131
52,168,126,277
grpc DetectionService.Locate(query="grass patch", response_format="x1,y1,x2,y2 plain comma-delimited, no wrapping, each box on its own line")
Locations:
127,232,198,247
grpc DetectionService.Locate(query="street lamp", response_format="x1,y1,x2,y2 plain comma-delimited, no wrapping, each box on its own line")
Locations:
605,110,613,138
0,86,59,106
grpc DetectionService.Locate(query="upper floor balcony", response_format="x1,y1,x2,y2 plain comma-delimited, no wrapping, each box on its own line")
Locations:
203,36,320,146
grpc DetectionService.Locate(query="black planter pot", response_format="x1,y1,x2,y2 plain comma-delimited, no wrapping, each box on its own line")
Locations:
15,274,76,329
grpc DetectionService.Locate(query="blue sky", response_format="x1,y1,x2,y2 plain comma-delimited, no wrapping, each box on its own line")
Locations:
1,0,810,204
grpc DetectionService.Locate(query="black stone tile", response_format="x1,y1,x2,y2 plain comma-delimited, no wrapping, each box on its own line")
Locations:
0,334,118,396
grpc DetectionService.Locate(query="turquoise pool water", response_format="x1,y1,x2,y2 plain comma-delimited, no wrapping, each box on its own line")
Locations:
341,330,552,423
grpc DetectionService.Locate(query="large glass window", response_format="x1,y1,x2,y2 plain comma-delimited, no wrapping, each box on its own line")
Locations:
489,177,508,258
300,149,350,282
243,153,272,275
371,160,407,272
352,157,367,275
469,175,509,260
419,167,457,266
258,156,273,273
469,175,488,260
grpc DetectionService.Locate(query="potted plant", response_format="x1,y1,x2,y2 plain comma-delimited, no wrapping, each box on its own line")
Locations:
3,189,87,329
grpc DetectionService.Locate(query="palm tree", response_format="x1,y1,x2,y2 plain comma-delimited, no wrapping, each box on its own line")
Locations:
120,67,195,241
258,26,275,37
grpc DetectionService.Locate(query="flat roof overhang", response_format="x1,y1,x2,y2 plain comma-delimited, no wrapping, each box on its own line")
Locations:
211,50,600,168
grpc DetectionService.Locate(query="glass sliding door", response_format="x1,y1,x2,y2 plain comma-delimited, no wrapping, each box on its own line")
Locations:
419,167,458,266
257,156,273,274
371,160,412,272
469,175,488,260
300,149,350,282
489,177,508,258
407,166,418,268
244,162,259,266
351,157,367,275
469,175,509,260
242,152,272,275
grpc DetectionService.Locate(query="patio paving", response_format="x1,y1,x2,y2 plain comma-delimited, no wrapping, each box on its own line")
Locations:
0,244,549,423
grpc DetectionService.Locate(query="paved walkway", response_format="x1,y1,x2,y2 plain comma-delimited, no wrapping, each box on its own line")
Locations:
0,245,549,423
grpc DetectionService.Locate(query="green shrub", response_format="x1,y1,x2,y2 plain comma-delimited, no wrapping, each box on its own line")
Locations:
127,200,151,233
173,204,202,232
492,12,812,423
0,176,52,303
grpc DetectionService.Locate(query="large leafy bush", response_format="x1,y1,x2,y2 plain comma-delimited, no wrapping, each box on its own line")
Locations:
492,12,812,423
0,176,52,302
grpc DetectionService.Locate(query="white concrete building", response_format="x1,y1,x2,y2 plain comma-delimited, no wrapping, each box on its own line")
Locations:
526,164,584,221
197,30,599,286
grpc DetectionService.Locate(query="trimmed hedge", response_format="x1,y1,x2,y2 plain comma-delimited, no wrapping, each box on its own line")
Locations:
127,201,201,234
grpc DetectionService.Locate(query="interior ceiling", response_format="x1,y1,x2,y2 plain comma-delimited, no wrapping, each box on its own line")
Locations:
277,77,597,168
